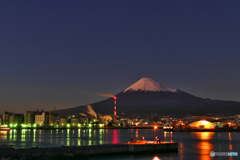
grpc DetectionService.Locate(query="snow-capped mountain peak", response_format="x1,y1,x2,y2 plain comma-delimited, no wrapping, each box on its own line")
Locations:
123,78,177,92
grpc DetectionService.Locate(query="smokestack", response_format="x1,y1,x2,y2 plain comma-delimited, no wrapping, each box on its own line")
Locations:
114,96,117,123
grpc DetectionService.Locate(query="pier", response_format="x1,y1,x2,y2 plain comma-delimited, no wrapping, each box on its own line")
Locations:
0,142,178,159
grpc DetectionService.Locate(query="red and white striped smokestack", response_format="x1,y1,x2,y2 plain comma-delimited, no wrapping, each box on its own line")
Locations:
113,96,117,123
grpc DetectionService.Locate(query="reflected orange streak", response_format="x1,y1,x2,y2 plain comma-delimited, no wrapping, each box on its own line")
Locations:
180,143,183,148
195,132,214,160
229,144,232,150
199,132,215,140
229,133,232,141
0,131,8,139
179,143,183,160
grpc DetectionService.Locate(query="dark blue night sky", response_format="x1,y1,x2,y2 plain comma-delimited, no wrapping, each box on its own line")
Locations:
1,1,240,113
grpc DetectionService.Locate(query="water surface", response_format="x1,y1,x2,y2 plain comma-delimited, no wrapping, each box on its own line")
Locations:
0,129,239,160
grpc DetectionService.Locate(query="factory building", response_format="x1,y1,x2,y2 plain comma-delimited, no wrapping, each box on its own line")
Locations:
9,114,23,126
2,107,59,127
49,113,59,126
24,111,35,125
35,112,47,126
60,118,67,127
3,112,23,126
48,106,59,126
34,107,59,126
71,117,79,127
3,111,12,125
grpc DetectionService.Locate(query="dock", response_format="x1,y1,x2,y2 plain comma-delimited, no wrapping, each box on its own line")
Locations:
0,142,178,159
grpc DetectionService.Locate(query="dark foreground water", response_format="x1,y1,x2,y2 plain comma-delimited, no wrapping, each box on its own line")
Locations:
0,129,240,160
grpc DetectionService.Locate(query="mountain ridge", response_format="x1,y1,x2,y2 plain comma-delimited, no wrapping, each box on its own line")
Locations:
57,78,240,116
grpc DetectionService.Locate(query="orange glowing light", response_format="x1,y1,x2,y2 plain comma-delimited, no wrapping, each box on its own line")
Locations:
152,156,160,160
180,143,183,148
199,132,214,140
0,131,8,139
195,132,214,160
198,141,213,157
154,126,157,129
200,120,208,124
189,120,214,129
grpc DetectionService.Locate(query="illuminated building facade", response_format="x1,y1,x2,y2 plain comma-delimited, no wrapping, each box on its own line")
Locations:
71,117,79,127
35,112,47,126
60,118,67,127
189,120,215,129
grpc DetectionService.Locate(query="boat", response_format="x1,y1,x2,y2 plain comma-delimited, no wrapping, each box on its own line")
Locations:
0,125,11,131
163,123,173,131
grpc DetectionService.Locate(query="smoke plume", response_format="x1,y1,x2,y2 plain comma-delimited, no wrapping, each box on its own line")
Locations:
79,113,87,117
98,93,115,98
86,105,97,118
98,114,113,121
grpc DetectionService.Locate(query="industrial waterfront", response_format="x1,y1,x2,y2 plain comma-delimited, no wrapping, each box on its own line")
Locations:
1,128,240,160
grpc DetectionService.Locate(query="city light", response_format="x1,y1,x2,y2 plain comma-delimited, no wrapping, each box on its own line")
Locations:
152,156,160,160
154,125,158,140
21,124,27,128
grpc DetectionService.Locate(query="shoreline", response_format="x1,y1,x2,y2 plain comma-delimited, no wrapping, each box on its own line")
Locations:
3,127,240,132
0,142,178,159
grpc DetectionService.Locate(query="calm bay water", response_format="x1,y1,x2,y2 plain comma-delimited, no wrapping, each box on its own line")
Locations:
0,129,240,160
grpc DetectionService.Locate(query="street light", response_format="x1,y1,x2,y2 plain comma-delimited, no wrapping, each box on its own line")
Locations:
154,126,157,141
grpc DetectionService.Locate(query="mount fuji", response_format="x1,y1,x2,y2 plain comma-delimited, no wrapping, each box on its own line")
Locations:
123,77,178,93
57,78,240,116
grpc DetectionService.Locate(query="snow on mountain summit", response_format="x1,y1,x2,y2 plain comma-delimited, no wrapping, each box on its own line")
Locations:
123,78,178,92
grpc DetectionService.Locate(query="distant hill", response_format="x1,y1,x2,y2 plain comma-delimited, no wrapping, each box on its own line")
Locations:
57,78,240,116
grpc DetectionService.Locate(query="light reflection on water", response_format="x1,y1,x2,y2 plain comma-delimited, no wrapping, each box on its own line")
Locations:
0,131,7,139
112,129,119,144
192,132,214,160
0,129,240,160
